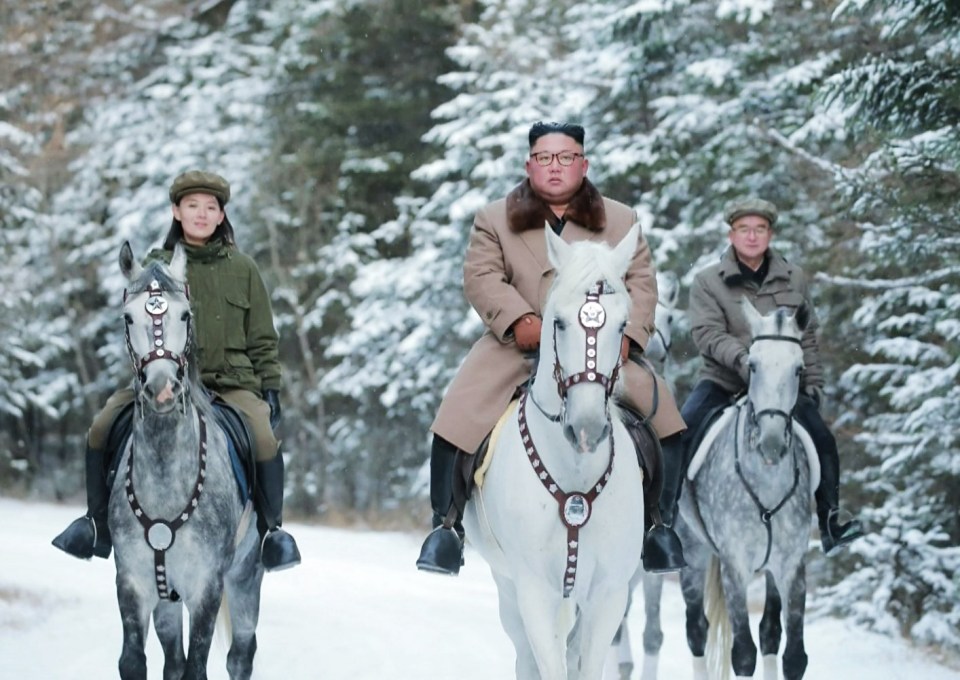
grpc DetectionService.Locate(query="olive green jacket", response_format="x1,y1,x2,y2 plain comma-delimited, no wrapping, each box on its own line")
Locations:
688,246,824,394
148,239,281,395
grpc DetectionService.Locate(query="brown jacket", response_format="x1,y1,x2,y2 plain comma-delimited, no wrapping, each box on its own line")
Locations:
431,180,685,452
688,245,824,394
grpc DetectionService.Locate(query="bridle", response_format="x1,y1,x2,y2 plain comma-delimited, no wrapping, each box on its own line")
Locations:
739,332,803,571
124,279,191,394
524,281,624,597
530,281,623,422
746,333,803,448
122,277,205,601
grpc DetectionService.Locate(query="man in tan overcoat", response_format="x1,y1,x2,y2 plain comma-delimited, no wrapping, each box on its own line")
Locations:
416,121,687,575
657,197,862,554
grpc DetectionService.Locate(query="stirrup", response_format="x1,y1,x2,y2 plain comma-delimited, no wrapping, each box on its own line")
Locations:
821,510,863,555
261,528,301,571
642,525,686,574
52,515,112,560
416,526,463,575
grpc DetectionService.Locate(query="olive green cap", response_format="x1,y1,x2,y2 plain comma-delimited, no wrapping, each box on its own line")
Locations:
169,170,231,205
724,197,778,227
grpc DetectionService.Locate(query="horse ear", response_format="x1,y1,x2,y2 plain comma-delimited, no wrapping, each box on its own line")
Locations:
612,223,640,277
795,302,810,332
545,222,570,270
119,241,142,281
169,243,187,282
740,297,764,334
658,270,679,307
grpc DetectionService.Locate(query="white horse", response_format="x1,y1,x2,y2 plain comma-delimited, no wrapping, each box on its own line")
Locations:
462,225,647,680
605,269,681,680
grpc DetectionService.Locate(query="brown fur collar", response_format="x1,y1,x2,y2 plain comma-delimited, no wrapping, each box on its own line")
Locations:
506,178,606,233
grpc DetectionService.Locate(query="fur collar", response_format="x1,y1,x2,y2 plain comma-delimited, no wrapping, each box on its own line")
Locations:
506,179,606,233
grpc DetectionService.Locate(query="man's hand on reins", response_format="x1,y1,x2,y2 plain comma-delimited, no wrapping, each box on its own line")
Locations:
513,314,542,351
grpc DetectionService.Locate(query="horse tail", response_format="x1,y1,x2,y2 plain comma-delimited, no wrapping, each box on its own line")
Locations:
704,555,732,680
215,593,233,647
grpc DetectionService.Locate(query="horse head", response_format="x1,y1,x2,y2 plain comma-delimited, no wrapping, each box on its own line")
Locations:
542,224,638,453
120,241,192,414
741,298,808,463
645,270,679,364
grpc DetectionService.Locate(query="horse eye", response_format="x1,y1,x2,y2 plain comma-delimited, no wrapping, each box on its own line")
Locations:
795,365,803,376
181,311,190,322
554,319,566,331
123,313,133,324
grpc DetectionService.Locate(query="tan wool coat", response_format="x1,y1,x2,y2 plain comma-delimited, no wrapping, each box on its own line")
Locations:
432,180,685,453
688,245,825,394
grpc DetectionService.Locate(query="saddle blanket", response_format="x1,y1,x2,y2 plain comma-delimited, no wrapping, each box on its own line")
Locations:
686,398,820,495
474,398,519,489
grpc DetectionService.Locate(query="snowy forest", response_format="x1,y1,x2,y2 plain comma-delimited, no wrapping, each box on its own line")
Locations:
1,0,957,660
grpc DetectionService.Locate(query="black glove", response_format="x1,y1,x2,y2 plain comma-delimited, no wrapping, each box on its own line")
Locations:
263,389,281,430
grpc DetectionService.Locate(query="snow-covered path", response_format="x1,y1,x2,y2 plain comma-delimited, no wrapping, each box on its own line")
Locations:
1,498,956,679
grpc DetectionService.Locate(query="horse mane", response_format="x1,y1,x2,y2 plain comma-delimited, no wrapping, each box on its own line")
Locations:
548,241,628,306
127,260,188,297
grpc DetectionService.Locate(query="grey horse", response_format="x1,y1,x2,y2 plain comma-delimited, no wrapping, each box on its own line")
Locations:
111,242,264,680
672,300,815,680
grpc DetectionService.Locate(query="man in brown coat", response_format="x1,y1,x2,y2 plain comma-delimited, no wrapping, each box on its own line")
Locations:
416,121,687,575
658,197,862,554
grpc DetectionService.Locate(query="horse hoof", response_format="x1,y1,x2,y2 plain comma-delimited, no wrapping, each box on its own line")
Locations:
416,526,462,575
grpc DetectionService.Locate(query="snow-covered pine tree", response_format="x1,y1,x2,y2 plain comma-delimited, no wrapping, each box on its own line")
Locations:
814,0,960,653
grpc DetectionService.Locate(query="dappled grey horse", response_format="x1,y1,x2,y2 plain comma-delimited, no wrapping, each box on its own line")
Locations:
670,300,816,680
110,242,264,680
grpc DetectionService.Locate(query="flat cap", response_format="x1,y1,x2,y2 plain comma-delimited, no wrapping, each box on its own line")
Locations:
724,197,778,226
169,170,231,205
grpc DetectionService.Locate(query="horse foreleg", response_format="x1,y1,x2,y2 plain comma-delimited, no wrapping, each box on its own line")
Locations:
514,576,571,680
574,584,631,680
183,581,225,680
490,572,539,680
153,600,186,680
640,571,664,680
678,566,708,678
225,539,264,680
781,563,808,680
117,576,153,680
719,563,756,677
759,571,783,680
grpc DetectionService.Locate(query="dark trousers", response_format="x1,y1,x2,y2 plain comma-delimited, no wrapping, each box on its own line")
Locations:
680,379,840,511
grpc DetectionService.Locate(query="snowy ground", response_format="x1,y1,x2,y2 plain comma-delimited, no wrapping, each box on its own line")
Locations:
2,497,957,679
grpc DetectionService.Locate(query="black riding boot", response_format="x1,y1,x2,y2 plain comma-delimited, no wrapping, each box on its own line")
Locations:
52,445,113,560
815,449,863,555
255,454,301,571
641,433,686,574
416,435,464,575
658,433,687,527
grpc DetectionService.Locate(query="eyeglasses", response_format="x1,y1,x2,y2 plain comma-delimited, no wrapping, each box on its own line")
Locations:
731,225,770,236
530,151,584,167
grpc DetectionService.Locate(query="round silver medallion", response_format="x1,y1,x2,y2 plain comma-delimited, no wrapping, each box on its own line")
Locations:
579,301,606,329
146,295,168,314
147,521,174,550
562,494,591,528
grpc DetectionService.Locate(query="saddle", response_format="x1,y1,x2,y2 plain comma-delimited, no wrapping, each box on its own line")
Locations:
103,397,254,504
